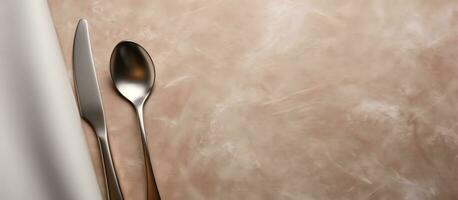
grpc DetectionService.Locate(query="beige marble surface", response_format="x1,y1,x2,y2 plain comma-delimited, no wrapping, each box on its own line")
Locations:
48,0,458,199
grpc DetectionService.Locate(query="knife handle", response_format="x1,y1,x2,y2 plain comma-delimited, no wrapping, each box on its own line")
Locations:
97,132,124,200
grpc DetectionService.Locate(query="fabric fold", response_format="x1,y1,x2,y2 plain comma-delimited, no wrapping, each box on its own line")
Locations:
0,1,102,199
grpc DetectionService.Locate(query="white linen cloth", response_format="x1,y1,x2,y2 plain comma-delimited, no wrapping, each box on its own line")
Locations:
0,1,102,199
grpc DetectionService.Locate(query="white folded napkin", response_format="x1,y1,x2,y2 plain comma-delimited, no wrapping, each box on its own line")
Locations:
0,1,102,199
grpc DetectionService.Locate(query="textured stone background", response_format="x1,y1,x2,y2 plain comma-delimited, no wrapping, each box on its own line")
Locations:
48,0,458,199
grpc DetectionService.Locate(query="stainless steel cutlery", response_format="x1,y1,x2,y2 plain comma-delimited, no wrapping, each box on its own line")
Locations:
73,19,161,200
73,19,124,200
110,41,162,200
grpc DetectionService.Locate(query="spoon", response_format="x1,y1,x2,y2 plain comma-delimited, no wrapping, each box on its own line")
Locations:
110,41,161,200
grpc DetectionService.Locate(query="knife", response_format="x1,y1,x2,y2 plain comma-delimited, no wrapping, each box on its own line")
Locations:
73,19,124,200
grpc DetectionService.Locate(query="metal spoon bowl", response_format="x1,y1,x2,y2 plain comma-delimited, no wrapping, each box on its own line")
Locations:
110,41,161,200
111,41,155,104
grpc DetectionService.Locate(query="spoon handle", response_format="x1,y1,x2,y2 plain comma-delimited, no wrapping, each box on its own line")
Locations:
135,104,162,200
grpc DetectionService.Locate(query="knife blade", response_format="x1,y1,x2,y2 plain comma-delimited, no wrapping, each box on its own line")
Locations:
73,19,124,200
